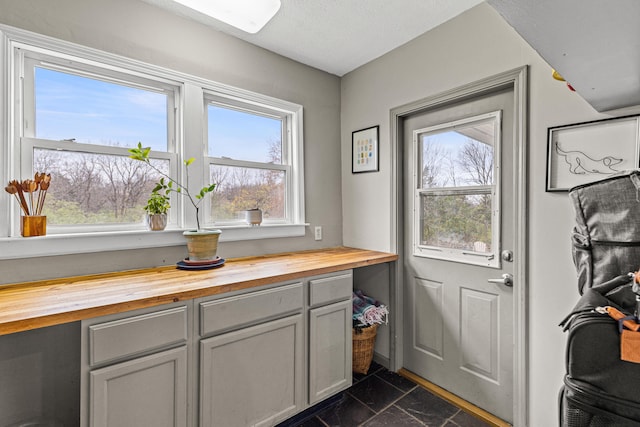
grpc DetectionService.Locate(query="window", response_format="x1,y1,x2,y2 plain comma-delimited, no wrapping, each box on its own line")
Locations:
206,99,295,225
0,25,305,258
413,111,501,267
21,53,178,232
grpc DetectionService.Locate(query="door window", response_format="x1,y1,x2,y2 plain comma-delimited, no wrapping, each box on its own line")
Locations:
413,111,502,267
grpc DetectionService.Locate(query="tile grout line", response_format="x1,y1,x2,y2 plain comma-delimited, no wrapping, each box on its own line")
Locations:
349,366,425,426
315,415,330,427
373,371,420,394
349,372,416,415
440,409,462,427
349,381,424,426
398,368,506,427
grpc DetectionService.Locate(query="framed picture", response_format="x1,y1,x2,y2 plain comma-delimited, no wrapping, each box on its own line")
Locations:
546,114,640,192
352,125,379,173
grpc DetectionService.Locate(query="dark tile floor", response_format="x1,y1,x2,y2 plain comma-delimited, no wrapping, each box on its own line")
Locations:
277,362,493,427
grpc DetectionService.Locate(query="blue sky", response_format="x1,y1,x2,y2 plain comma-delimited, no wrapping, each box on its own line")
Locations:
208,105,281,163
35,68,167,150
421,128,493,186
35,67,281,161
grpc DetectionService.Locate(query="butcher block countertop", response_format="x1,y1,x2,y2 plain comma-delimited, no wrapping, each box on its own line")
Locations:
0,246,397,336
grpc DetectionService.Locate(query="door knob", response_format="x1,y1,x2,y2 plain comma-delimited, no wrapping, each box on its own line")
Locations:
488,273,513,287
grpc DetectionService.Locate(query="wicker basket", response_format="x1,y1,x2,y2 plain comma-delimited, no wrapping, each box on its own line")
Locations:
352,324,378,374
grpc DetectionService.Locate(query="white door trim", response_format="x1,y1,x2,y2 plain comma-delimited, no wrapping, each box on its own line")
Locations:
389,66,528,426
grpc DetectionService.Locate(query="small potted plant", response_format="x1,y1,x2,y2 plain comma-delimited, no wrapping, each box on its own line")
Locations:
245,207,263,226
144,190,170,231
129,143,219,261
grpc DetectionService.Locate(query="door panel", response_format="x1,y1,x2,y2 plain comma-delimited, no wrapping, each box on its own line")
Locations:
414,278,444,359
459,287,498,381
403,86,514,423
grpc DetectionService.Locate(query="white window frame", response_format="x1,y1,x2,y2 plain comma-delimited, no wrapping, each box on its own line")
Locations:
19,50,181,234
412,111,502,268
204,92,304,227
0,25,306,260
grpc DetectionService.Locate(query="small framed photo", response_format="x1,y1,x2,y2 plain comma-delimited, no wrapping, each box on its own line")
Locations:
546,115,640,192
352,125,379,173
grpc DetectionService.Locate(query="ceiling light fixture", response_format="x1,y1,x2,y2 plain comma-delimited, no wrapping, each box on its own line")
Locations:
172,0,281,34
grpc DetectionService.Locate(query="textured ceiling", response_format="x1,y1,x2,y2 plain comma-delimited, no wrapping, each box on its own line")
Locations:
142,0,484,76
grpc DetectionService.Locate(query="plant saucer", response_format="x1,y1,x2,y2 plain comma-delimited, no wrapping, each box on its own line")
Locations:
182,256,222,266
176,258,225,270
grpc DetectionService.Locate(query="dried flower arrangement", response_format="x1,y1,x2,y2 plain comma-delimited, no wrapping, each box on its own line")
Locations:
5,173,51,216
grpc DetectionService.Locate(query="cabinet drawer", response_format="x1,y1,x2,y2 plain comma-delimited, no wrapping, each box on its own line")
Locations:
309,271,353,307
200,282,303,336
89,306,188,366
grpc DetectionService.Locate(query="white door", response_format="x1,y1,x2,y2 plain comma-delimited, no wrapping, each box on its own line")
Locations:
403,85,516,423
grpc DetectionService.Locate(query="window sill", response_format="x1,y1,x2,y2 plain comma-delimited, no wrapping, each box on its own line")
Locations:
0,224,308,260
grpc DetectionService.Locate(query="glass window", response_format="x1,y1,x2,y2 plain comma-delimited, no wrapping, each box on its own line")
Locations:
34,67,168,151
419,193,493,254
211,165,286,222
208,105,282,163
414,111,501,266
1,26,305,255
20,53,177,231
33,148,167,226
206,98,298,226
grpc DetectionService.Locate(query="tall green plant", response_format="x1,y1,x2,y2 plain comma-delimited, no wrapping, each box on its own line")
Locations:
129,143,216,230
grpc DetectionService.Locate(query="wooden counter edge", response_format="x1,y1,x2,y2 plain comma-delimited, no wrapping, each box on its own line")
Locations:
0,246,398,336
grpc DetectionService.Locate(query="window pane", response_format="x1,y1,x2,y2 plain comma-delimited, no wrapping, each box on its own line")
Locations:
34,148,167,225
420,118,494,188
35,67,168,151
210,165,285,222
420,193,492,253
208,105,282,163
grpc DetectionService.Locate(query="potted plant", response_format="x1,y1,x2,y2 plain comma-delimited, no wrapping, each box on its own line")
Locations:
129,143,220,261
245,207,263,226
144,191,170,231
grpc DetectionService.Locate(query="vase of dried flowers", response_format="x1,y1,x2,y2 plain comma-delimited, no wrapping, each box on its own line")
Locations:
5,173,51,237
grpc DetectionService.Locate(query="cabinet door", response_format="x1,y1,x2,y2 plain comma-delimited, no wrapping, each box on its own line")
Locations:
309,299,352,405
90,346,187,427
200,314,304,427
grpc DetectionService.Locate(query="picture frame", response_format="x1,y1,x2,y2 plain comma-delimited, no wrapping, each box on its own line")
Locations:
352,125,379,173
546,114,640,192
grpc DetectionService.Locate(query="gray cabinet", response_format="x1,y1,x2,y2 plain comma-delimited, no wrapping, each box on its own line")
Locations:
81,271,353,427
90,346,188,427
81,303,190,427
200,314,304,427
308,272,353,405
309,300,352,404
197,282,304,427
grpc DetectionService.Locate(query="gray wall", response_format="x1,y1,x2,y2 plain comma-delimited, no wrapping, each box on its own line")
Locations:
340,3,640,426
4,1,639,425
0,0,343,284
